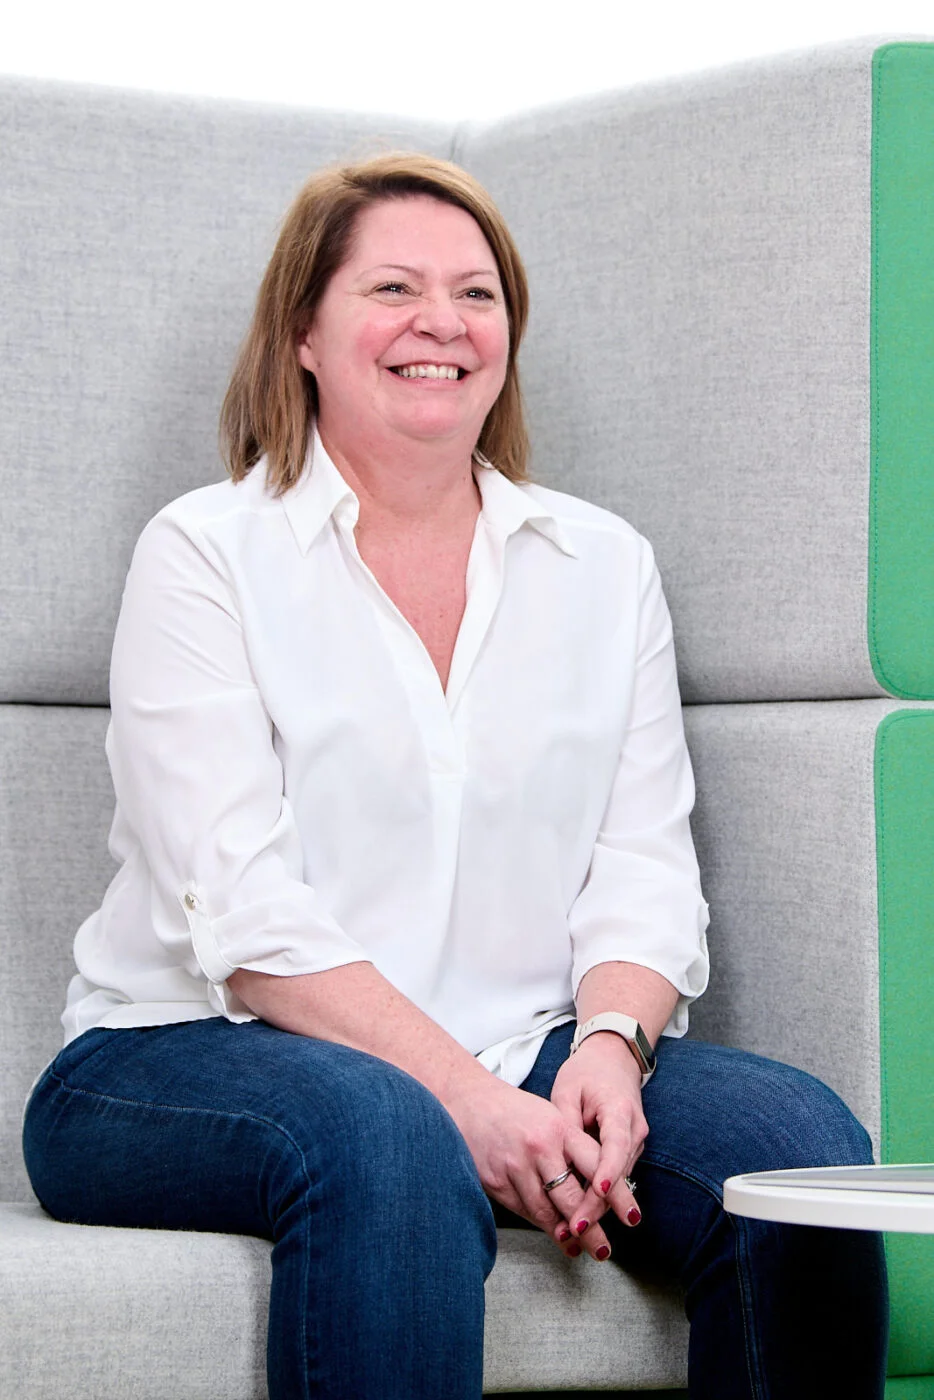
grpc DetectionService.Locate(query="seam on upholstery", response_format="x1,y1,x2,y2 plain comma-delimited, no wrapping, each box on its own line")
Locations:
868,44,884,691
868,44,905,695
868,44,911,697
448,120,470,166
1,698,111,710
872,706,920,1163
875,712,892,1162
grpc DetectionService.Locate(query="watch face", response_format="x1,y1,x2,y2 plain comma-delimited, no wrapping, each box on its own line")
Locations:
632,1025,655,1072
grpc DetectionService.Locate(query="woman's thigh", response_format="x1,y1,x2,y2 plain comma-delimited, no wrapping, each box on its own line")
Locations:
641,1034,874,1181
24,1018,497,1400
23,1016,493,1243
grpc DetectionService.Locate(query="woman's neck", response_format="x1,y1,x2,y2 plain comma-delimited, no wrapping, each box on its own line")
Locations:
316,422,480,536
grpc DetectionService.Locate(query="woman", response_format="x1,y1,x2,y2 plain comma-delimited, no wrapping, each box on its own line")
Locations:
23,153,887,1399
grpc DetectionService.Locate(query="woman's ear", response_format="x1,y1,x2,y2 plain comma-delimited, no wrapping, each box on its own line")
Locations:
296,325,317,374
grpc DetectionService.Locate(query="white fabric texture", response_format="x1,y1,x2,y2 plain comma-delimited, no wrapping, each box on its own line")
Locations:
63,434,709,1083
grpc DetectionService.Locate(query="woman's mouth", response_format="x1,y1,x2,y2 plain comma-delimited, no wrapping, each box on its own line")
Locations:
388,363,466,380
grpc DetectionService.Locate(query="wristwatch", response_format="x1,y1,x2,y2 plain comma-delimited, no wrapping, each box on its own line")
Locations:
570,1012,656,1087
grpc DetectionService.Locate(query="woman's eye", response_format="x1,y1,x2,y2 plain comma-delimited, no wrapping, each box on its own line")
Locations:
464,287,495,301
375,282,408,295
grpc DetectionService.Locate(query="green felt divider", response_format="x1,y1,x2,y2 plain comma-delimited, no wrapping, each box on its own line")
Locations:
869,43,934,699
876,711,934,1377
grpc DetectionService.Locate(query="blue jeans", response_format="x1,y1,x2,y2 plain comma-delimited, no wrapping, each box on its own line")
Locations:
22,1019,887,1399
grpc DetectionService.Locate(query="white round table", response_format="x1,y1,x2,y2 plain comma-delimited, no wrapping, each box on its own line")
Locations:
723,1165,934,1233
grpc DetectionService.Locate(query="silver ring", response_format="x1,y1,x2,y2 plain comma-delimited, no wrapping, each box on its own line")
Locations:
625,1176,637,1194
542,1167,572,1193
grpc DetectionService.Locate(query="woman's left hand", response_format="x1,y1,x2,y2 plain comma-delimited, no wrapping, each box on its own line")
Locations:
549,1031,648,1248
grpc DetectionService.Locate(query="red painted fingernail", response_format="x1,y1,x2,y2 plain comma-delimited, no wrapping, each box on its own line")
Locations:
558,1227,572,1242
567,1242,582,1258
596,1245,611,1261
600,1179,611,1194
627,1206,642,1226
576,1219,589,1235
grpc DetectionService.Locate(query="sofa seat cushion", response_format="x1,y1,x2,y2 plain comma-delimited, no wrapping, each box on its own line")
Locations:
0,1203,688,1397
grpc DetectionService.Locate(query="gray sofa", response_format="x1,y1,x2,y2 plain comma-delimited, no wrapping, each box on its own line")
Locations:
3,37,934,1397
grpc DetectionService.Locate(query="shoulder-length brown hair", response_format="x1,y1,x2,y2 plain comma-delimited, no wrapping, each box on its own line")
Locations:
220,152,531,494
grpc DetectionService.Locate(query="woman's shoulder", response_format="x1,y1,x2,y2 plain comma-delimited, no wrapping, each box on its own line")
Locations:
519,479,649,550
126,468,281,586
135,464,280,554
153,464,270,533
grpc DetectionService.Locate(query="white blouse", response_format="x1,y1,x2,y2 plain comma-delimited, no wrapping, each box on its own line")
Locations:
63,435,709,1086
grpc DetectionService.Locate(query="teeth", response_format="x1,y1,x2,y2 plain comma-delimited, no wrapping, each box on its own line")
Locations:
395,364,460,380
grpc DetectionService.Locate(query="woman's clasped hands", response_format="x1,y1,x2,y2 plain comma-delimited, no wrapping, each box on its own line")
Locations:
449,1032,648,1262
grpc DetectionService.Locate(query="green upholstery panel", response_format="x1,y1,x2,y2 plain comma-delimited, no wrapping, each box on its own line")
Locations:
886,1380,934,1399
870,43,934,698
876,711,934,1376
871,43,934,1385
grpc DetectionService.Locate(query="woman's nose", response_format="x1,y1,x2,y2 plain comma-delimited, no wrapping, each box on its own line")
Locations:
412,297,465,340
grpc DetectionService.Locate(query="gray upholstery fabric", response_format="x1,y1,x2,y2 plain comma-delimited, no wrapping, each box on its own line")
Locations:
457,40,886,704
0,77,452,705
684,698,904,1155
0,1205,688,1396
0,705,115,1202
0,1204,270,1399
482,1230,687,1392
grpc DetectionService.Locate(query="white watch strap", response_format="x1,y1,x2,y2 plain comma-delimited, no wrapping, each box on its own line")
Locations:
570,1012,656,1086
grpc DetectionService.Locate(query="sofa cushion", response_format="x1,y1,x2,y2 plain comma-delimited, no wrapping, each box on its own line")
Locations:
0,1205,688,1397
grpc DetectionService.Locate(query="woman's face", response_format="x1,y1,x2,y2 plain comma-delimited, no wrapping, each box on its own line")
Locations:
298,195,510,456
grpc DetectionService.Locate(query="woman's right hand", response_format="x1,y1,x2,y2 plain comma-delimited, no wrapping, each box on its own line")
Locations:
447,1075,614,1261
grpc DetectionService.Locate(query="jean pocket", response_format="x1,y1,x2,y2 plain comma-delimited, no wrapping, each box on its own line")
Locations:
23,1028,130,1128
53,1025,130,1080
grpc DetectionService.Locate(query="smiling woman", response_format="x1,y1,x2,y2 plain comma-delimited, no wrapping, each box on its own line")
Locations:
296,197,510,469
22,149,889,1400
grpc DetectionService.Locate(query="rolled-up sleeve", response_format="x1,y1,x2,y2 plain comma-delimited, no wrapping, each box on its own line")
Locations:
567,540,709,1035
107,509,371,1014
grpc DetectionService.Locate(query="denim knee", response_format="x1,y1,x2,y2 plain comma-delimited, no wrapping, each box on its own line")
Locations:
730,1055,873,1171
644,1039,874,1187
268,1040,495,1255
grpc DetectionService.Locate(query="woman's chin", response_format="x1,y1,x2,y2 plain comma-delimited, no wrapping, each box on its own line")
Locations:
384,406,481,448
